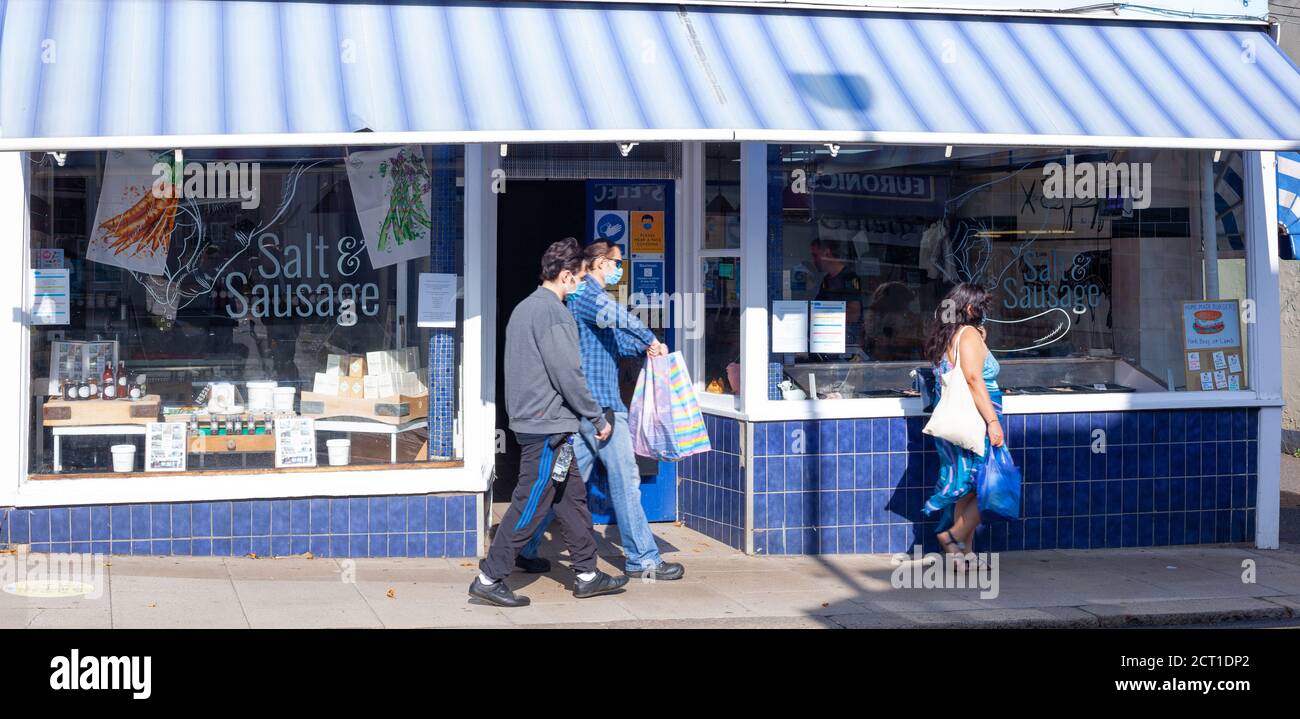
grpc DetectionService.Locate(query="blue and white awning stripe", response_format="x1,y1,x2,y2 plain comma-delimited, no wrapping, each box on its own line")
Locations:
1280,152,1300,236
2,0,1300,148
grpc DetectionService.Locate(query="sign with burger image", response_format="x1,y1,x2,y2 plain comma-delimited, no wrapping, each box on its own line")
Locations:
1182,301,1241,349
1182,300,1246,391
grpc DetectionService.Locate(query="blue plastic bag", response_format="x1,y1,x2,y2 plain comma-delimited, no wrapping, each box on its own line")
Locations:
976,445,1021,522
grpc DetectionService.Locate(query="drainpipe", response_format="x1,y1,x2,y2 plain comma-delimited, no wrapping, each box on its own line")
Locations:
1202,151,1220,300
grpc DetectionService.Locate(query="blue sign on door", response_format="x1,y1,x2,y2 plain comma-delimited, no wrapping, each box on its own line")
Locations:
631,260,664,298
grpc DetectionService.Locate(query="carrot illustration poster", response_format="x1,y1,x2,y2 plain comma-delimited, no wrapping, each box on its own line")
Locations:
87,150,178,276
346,146,433,270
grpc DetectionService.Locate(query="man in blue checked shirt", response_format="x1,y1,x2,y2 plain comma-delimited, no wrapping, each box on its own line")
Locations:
516,239,686,581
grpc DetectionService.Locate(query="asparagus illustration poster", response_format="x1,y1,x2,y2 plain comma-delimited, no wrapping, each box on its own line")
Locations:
88,149,178,276
346,146,433,270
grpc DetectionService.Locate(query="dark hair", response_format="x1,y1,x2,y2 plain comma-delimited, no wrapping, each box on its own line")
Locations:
539,237,584,282
582,239,618,270
922,282,994,366
810,237,856,263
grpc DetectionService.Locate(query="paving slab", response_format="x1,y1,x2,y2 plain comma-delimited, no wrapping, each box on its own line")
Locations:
847,605,1099,629
354,581,514,628
110,574,247,629
1080,597,1291,627
230,579,381,628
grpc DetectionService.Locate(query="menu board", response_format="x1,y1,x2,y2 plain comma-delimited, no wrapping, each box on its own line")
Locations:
1182,300,1246,391
145,422,188,472
274,418,317,469
809,301,847,354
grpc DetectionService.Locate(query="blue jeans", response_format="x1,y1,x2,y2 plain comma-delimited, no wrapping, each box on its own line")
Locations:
520,412,662,570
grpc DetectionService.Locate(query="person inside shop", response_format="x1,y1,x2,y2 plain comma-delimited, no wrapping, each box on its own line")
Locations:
517,239,686,582
470,238,628,608
919,282,1003,572
809,236,865,361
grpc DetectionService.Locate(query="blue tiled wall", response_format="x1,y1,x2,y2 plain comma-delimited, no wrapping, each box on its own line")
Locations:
678,414,745,550
752,409,1257,555
426,145,462,460
0,493,480,558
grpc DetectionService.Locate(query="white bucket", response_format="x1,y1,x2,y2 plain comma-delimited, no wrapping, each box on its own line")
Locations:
273,387,296,412
326,439,351,466
110,444,136,473
247,381,277,411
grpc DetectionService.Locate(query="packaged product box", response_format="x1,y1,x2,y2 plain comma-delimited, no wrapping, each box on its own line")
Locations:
325,354,351,376
347,356,368,377
337,376,365,398
312,372,338,395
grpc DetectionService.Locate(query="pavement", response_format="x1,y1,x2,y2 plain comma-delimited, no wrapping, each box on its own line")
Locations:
4,509,1300,628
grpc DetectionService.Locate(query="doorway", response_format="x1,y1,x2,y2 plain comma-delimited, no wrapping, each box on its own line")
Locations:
493,180,587,499
493,177,678,525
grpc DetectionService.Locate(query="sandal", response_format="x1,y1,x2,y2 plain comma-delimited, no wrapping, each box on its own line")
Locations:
941,530,972,569
937,530,970,571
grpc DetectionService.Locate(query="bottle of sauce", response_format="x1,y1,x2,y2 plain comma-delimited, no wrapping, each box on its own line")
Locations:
102,363,117,400
76,375,91,400
116,361,128,400
128,375,144,400
87,372,100,400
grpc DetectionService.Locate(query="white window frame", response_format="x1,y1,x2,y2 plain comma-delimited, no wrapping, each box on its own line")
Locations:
718,142,1284,423
0,147,483,508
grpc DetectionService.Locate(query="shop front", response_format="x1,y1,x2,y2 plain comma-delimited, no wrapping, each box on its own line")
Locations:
0,0,1296,558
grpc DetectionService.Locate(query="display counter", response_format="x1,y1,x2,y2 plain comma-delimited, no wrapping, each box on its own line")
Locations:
779,355,1164,400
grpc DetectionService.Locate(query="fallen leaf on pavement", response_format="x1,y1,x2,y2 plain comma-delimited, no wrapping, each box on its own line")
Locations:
386,588,396,599
147,603,156,608
302,552,314,560
246,553,258,559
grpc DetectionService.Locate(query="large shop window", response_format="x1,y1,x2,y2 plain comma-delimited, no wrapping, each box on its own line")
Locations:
700,143,741,397
27,146,464,477
767,145,1250,401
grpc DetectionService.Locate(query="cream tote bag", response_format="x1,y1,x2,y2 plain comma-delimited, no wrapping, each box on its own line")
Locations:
921,326,988,456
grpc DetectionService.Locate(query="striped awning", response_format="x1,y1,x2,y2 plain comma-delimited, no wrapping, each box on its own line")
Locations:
2,0,1300,149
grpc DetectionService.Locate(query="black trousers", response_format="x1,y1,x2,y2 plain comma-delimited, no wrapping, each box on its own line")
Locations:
480,435,598,581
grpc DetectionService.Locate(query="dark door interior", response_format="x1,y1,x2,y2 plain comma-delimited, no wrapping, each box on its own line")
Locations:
493,180,587,500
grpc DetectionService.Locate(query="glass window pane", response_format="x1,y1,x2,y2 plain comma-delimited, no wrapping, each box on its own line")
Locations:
702,258,741,395
28,146,464,476
767,145,1247,399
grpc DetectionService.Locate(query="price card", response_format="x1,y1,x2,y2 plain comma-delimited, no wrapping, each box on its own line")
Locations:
145,422,187,472
1213,370,1228,389
275,418,317,469
1227,374,1241,391
1186,352,1201,371
1227,353,1242,374
1212,351,1226,370
1199,372,1214,391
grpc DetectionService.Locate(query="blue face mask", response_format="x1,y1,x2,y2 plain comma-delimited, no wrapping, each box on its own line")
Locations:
569,277,588,299
605,261,624,287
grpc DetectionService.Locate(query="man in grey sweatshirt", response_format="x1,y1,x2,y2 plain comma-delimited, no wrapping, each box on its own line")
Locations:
470,238,628,608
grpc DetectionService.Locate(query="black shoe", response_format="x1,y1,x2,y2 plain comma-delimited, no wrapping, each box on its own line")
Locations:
572,570,629,599
514,555,551,574
624,561,685,581
468,576,530,608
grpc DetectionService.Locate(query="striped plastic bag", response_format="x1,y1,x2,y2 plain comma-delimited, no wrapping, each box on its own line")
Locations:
629,352,711,461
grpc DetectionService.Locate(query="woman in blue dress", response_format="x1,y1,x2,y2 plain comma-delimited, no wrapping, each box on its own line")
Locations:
921,283,1003,567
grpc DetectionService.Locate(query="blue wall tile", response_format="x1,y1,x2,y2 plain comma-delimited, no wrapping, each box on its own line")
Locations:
749,409,1258,556
1,493,480,558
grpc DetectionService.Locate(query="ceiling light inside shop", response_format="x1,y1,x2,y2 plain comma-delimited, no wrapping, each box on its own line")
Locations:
618,142,638,157
499,144,508,158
